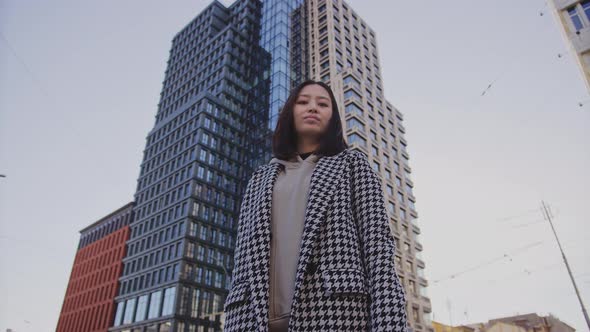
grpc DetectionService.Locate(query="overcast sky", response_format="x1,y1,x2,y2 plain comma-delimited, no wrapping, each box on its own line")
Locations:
1,0,589,331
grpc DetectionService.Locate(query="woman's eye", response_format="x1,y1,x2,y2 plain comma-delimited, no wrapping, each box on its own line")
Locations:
320,103,328,107
297,100,307,104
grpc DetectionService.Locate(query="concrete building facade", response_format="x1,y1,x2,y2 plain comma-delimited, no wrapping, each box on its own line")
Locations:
303,0,433,330
434,313,576,332
550,0,590,93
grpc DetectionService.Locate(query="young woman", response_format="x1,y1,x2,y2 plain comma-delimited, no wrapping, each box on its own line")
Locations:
223,80,408,332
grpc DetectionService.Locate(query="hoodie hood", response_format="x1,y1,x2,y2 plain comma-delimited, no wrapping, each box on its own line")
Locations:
269,153,321,169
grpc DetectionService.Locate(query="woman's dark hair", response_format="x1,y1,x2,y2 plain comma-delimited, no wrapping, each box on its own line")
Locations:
272,79,348,160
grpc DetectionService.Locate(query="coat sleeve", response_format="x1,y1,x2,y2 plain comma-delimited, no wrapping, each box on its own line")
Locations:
226,167,261,292
349,150,408,332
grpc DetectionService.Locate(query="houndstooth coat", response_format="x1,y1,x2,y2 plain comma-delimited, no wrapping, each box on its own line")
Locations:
223,147,408,331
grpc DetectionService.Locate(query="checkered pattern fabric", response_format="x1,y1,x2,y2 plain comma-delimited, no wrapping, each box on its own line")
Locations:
223,148,408,331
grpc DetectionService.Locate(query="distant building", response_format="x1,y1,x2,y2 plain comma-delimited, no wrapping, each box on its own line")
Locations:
549,0,590,93
56,202,134,332
488,313,576,332
434,312,576,332
433,321,476,332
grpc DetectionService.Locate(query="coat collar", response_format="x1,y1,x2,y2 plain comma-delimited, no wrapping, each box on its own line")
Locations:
249,148,351,327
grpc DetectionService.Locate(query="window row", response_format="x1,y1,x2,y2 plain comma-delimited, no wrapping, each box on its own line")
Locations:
190,198,237,230
124,240,183,277
114,286,176,326
196,162,239,197
187,220,234,248
137,197,188,226
120,263,179,296
181,262,230,290
79,212,131,249
177,285,224,319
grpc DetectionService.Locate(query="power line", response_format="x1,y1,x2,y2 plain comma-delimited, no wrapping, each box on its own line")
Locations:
494,208,540,223
431,241,544,284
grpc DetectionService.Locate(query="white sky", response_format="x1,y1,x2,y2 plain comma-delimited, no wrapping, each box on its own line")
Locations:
0,0,588,331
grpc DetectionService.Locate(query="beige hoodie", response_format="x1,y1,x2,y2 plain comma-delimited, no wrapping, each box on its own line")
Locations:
267,152,320,331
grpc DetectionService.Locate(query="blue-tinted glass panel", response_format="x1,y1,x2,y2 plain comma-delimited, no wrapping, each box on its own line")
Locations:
569,7,584,30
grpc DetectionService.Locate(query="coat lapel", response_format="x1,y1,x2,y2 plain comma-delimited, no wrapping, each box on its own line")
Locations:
248,149,348,328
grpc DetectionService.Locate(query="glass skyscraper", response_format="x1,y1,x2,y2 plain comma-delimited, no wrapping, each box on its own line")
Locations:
109,0,432,331
111,1,270,331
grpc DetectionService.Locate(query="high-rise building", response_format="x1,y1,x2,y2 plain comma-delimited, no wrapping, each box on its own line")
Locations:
549,0,590,93
109,0,432,331
56,202,133,332
110,1,269,331
303,1,432,330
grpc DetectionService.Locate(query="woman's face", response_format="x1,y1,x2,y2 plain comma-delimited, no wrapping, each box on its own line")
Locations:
293,84,333,141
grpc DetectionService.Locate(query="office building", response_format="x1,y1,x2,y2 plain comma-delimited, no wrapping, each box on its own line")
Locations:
305,0,432,330
110,1,269,331
56,202,133,332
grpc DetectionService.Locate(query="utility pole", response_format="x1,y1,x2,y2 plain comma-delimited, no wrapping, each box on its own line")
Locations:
446,298,453,328
541,200,590,330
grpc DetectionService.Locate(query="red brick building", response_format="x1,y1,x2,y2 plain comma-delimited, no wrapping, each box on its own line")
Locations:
56,202,134,332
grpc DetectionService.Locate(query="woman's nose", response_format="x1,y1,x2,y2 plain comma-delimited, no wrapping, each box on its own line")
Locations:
308,101,317,111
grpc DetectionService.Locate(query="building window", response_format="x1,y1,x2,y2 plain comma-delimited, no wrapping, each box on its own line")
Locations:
123,297,136,324
583,1,590,23
345,102,363,117
215,272,223,288
405,260,413,273
135,294,149,322
205,269,212,285
344,89,361,102
569,6,584,31
162,287,176,316
388,202,395,214
346,117,364,131
412,307,420,323
409,280,416,295
379,184,389,197
372,161,380,172
344,75,361,89
148,290,162,319
114,301,125,326
347,133,366,147
191,288,200,318
371,146,378,156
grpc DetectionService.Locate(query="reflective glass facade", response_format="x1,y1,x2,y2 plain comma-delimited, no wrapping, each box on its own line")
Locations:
260,0,305,132
110,1,269,331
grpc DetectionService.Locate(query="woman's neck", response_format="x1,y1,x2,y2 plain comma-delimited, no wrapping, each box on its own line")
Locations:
297,140,319,155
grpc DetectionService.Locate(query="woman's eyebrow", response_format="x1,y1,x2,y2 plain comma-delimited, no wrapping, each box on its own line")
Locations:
298,94,330,101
